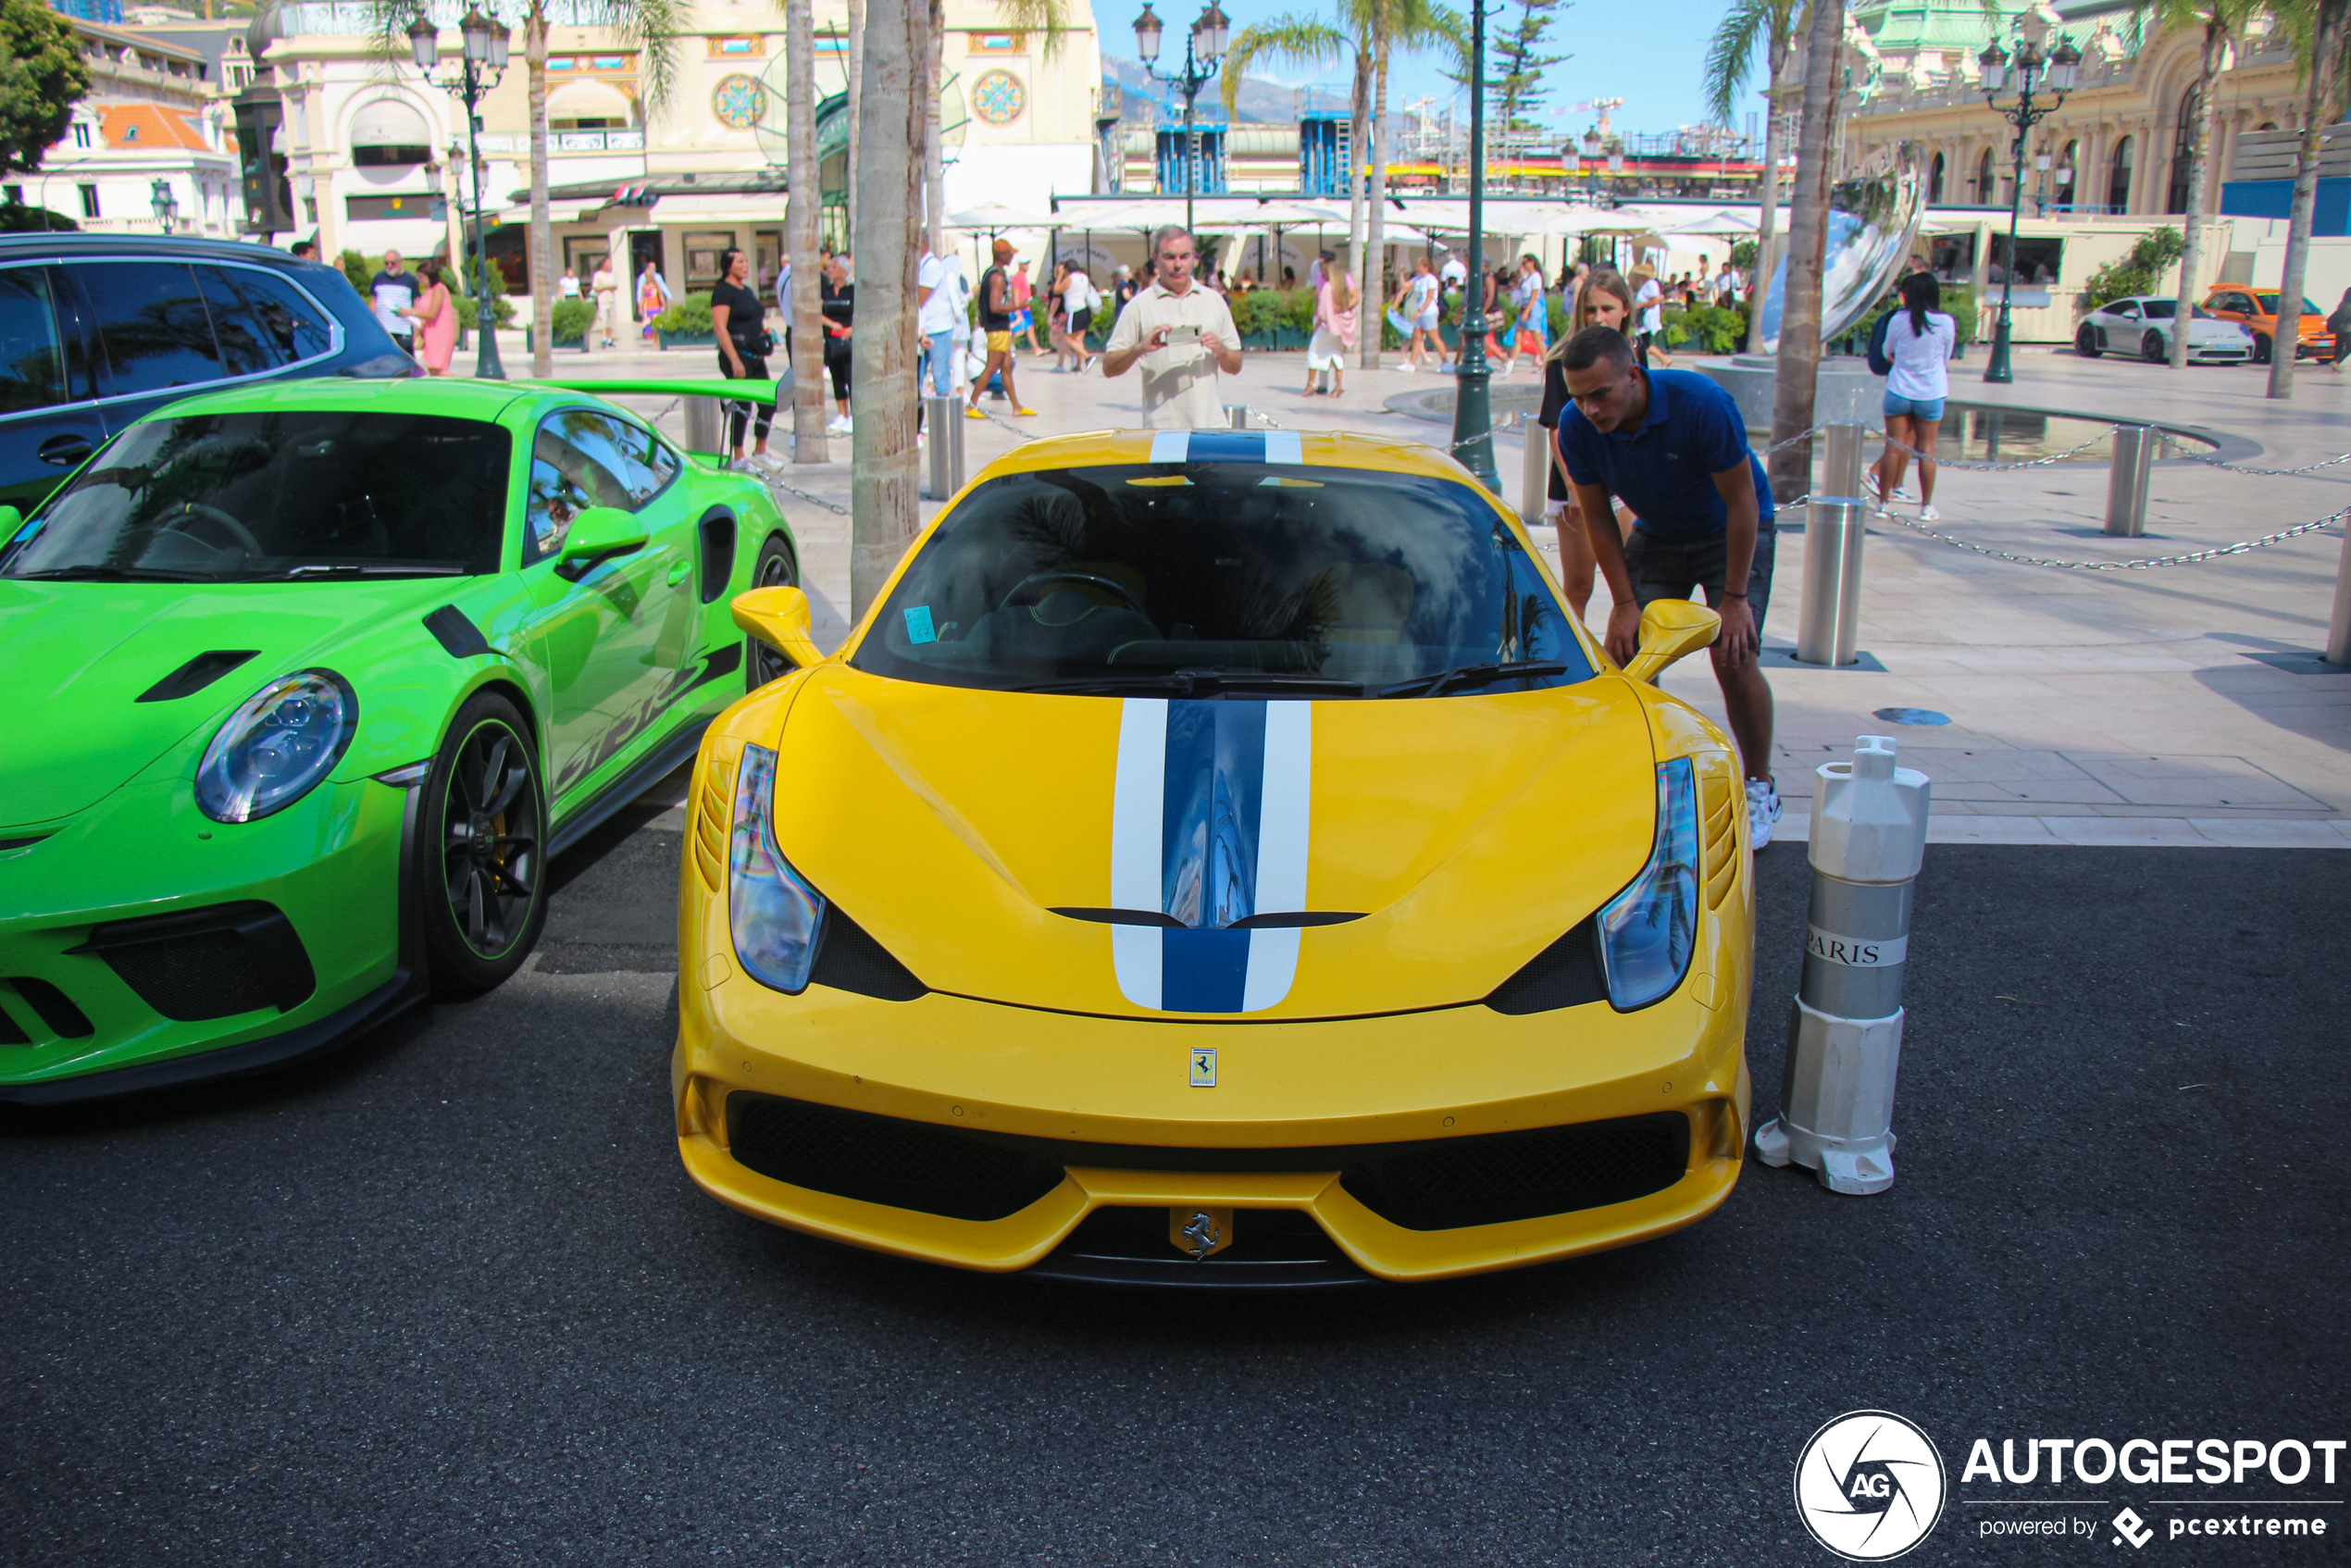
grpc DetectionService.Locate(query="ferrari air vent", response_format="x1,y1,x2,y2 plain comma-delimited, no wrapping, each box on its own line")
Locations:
1339,1111,1691,1230
1483,916,1608,1014
726,1093,1063,1221
811,907,927,1002
1698,753,1738,910
692,761,729,892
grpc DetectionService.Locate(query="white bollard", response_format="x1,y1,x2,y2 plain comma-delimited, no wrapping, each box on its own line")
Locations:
1753,735,1932,1195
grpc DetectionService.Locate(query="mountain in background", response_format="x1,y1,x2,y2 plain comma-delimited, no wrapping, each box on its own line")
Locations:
1101,55,1333,124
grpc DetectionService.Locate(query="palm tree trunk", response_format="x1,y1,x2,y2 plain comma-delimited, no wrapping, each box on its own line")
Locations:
2170,26,2224,370
1347,48,1370,298
1745,50,1787,353
846,0,865,243
927,0,947,255
1360,46,1388,369
1766,0,1842,502
849,0,927,616
2270,0,2350,400
527,5,554,378
785,0,829,462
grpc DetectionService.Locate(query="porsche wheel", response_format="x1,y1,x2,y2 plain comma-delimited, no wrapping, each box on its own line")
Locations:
2076,325,2102,358
419,692,547,1000
2143,331,2167,365
2254,332,2273,364
748,532,800,691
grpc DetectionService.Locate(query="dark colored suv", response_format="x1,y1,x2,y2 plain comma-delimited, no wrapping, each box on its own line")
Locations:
0,234,417,512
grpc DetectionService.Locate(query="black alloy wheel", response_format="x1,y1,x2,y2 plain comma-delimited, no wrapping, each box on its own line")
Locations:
2076,324,2102,358
748,532,800,691
419,692,548,999
2143,330,2167,365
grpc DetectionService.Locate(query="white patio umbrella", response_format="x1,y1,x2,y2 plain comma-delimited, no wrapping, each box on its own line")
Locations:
946,202,1059,234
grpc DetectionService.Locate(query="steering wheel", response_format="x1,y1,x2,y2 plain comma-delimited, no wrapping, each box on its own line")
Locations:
999,570,1146,618
155,503,263,558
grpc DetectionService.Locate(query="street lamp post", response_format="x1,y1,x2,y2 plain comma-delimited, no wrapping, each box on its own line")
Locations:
149,178,180,235
1134,2,1226,238
1447,0,1498,491
407,6,511,380
1976,28,2079,384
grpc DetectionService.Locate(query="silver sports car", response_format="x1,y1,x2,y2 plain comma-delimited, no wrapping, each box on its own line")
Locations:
2074,296,2255,364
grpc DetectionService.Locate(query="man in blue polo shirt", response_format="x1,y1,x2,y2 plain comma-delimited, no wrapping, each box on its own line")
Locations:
1552,324,1782,844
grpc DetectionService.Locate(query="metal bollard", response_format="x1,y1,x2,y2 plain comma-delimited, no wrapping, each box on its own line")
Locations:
1227,404,1251,429
1520,411,1551,527
683,395,723,459
2104,424,2156,537
1795,424,1868,666
1753,735,1932,1195
924,394,966,499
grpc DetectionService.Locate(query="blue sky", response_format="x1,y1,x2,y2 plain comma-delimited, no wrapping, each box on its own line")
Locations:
1113,0,1752,142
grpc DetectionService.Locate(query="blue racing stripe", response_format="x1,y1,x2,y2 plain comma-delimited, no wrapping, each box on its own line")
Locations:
1183,431,1268,464
1158,700,1266,1014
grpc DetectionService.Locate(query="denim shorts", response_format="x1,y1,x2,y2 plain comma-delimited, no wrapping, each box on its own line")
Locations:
1883,392,1946,422
1623,523,1777,635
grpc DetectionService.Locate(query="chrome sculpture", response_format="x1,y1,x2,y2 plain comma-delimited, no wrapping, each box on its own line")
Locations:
1754,153,1928,355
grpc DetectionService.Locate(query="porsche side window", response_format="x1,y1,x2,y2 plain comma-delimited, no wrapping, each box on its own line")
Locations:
525,411,638,566
0,268,68,414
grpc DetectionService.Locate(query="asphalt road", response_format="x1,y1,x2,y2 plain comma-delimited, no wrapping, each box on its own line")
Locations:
4,788,2345,1567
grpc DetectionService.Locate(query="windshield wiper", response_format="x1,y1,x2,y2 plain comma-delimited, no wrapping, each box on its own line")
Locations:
1016,670,1365,698
274,563,469,579
1380,660,1571,699
8,565,218,583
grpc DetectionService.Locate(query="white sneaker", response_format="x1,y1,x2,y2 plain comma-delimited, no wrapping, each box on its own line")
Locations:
827,416,852,434
1918,504,1941,521
1746,778,1783,850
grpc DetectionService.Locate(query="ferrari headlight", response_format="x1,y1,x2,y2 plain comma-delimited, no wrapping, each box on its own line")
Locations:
728,742,827,993
1597,758,1700,1011
193,669,358,823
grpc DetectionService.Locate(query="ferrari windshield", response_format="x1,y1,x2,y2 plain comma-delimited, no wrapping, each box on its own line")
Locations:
2,410,511,581
852,463,1594,697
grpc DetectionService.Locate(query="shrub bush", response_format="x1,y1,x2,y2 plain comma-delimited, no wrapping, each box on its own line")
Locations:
655,292,715,334
2082,228,2186,309
1661,303,1748,355
549,298,596,342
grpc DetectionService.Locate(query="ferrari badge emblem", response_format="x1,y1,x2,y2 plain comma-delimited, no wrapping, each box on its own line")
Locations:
1171,1207,1234,1260
1189,1047,1216,1087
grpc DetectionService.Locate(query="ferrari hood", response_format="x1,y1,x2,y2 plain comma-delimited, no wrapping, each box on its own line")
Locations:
0,577,454,825
768,667,1661,1020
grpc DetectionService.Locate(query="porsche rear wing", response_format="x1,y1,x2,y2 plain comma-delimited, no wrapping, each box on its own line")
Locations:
522,378,778,466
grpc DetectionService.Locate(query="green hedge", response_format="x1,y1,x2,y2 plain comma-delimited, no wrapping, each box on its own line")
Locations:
1661,303,1751,355
654,292,715,334
1854,287,1981,348
549,298,595,342
1228,287,1316,339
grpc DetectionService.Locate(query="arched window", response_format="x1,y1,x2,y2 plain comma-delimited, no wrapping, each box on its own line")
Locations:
350,97,432,168
2055,140,2078,206
1929,151,1946,202
2168,84,2203,212
1977,147,1996,203
2108,135,2134,212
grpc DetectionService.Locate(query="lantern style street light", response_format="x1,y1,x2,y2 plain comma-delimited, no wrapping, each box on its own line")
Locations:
1977,23,2080,382
1134,1,1226,236
149,178,180,235
406,6,511,378
1446,0,1497,491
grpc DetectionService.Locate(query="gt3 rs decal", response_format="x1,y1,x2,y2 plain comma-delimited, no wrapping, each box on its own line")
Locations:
1109,698,1312,1014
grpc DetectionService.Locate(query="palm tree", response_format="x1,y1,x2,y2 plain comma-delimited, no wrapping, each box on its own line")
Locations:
850,0,927,616
1765,0,1843,501
782,0,828,462
2146,0,2267,369
1704,0,1804,353
2268,0,2351,399
1222,16,1359,281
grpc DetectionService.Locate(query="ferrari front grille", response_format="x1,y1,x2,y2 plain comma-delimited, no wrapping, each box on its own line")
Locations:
727,1093,1065,1221
1337,1112,1691,1231
68,902,316,1022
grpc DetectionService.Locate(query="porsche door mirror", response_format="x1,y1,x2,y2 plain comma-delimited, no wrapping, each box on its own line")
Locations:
554,505,649,581
1622,598,1721,684
731,585,825,669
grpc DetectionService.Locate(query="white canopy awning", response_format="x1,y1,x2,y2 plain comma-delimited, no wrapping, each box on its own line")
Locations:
546,78,637,126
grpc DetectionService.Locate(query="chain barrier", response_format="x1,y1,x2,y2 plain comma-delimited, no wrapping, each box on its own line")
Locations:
1871,504,2347,569
1867,429,2111,471
744,464,852,516
2181,450,2351,477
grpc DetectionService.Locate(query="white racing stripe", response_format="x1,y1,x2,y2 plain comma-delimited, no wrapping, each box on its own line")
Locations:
1149,430,1191,465
1263,430,1304,467
1241,702,1312,1012
1110,698,1168,1009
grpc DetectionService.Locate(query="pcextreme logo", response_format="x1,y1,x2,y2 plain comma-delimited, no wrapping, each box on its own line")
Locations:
1795,1410,1949,1562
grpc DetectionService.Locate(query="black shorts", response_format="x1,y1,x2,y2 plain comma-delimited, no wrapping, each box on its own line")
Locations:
1069,307,1093,335
1623,523,1776,634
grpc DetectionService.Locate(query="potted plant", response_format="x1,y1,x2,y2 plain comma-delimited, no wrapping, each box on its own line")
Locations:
655,292,716,349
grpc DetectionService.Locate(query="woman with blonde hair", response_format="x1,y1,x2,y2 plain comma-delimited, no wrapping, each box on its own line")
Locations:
1307,249,1357,396
1536,268,1642,619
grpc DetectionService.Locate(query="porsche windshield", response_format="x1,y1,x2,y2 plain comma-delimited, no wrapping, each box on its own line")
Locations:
2,410,511,581
852,463,1595,697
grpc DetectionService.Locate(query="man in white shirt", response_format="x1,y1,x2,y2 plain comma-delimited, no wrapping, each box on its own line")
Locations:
916,248,961,397
1101,225,1242,429
1438,249,1466,292
367,251,417,353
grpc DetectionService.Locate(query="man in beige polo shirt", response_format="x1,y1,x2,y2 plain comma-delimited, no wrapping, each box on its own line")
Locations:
1101,225,1243,428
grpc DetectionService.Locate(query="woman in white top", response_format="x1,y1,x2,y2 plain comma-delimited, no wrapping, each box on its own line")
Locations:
1869,271,1959,520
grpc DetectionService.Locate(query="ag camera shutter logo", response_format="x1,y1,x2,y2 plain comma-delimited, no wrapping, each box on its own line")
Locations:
1794,1410,1947,1561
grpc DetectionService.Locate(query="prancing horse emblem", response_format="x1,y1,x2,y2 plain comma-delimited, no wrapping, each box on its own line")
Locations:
1179,1210,1224,1260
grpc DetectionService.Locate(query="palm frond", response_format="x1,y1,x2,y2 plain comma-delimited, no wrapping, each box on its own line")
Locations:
994,0,1075,62
1703,0,1772,123
1220,15,1350,115
584,0,688,113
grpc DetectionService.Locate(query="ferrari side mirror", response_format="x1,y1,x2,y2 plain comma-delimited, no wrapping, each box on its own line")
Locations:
1622,598,1721,684
731,584,824,668
554,505,649,581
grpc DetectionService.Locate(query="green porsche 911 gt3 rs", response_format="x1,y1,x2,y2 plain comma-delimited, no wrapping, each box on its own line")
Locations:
0,376,800,1102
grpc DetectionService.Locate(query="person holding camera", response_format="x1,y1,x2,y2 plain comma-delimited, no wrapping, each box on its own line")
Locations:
1101,225,1242,429
710,247,775,466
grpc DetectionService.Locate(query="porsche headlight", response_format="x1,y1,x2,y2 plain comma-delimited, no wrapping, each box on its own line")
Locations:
728,742,827,993
1597,758,1700,1011
193,669,358,823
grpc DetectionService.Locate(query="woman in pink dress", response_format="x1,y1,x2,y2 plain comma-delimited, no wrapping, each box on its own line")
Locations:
1305,249,1356,397
412,257,458,375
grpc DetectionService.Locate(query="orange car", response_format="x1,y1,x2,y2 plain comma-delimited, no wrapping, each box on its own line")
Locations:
2202,283,2336,362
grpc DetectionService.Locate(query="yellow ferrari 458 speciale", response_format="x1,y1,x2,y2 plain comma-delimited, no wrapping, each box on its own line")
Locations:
673,427,1753,1287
